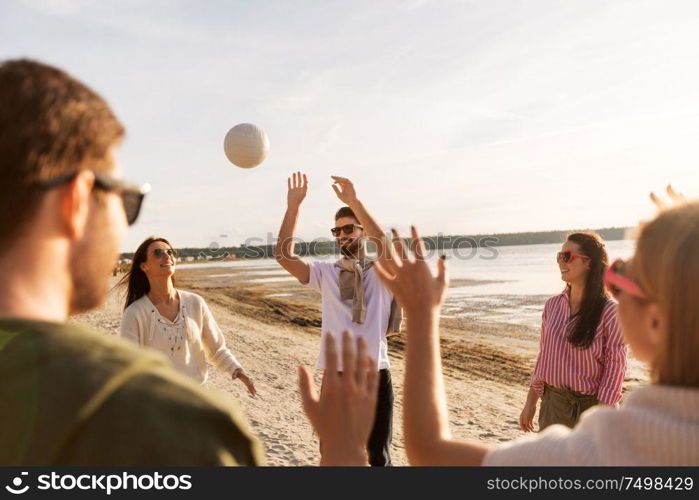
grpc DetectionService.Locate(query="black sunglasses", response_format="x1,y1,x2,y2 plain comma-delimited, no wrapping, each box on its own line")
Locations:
331,223,363,237
38,171,150,226
153,248,176,259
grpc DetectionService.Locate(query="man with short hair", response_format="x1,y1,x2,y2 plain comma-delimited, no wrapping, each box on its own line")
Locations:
0,59,262,465
275,172,400,466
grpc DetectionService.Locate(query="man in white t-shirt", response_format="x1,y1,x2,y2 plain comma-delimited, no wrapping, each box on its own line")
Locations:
275,172,401,466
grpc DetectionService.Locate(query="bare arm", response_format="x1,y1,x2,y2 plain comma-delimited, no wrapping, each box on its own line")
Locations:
403,290,490,465
519,386,540,432
330,176,391,267
373,227,491,466
275,172,310,284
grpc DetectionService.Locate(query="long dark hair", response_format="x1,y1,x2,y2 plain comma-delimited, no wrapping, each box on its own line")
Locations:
566,232,610,349
117,236,176,310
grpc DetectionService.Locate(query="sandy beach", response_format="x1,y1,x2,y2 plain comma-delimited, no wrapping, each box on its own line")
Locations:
72,264,649,466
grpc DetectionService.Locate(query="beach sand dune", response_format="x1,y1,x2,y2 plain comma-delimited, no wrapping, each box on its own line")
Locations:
73,267,648,466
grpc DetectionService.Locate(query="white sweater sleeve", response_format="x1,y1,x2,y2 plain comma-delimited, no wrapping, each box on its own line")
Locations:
486,386,699,466
481,404,616,467
120,306,142,346
200,299,243,375
483,424,600,466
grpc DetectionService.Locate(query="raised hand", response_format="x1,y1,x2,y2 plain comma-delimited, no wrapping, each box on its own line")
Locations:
373,226,448,313
331,176,358,206
298,331,379,466
650,184,687,210
287,171,308,208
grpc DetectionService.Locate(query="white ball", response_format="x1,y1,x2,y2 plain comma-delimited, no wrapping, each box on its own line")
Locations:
223,123,269,168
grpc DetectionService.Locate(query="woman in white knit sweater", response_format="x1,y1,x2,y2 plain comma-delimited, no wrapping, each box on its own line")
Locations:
304,188,698,465
118,237,256,396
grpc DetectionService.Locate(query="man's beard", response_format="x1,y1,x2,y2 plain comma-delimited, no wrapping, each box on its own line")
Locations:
339,237,361,258
69,265,107,313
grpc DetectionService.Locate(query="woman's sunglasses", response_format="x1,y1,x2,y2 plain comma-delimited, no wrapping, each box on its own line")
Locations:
331,223,363,237
153,248,176,259
38,171,150,226
556,251,590,263
604,259,647,300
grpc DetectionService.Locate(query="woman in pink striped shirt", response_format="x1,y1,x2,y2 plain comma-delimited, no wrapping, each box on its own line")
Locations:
519,232,627,432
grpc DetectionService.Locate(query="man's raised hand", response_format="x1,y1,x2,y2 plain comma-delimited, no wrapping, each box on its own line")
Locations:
287,171,308,208
331,176,358,206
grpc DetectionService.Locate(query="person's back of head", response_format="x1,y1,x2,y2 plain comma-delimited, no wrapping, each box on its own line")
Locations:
0,59,128,317
631,201,699,388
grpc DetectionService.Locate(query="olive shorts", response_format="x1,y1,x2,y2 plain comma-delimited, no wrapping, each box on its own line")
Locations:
539,384,599,431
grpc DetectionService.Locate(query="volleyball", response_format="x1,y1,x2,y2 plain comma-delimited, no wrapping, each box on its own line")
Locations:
223,123,269,168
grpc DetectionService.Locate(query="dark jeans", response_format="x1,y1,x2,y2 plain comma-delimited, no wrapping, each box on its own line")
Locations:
368,369,393,467
320,368,394,466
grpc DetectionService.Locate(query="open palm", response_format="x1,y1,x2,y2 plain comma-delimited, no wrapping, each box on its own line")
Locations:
374,226,448,312
331,176,358,205
287,171,308,207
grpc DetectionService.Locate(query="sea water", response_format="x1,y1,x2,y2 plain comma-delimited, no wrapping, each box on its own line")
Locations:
178,240,636,328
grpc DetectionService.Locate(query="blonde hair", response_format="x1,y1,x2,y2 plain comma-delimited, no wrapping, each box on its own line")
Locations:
634,201,699,387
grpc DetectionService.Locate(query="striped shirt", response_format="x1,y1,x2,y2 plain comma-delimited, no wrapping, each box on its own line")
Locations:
531,288,627,405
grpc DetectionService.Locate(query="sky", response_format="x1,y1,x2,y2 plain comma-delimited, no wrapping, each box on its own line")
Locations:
2,0,699,251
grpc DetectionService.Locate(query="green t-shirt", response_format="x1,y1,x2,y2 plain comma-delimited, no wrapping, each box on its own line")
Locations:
0,317,264,466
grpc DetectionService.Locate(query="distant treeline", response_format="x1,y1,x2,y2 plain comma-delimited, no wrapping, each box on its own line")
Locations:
120,227,633,261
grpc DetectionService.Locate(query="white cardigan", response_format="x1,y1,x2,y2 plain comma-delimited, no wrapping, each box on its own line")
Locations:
484,384,699,465
120,290,243,384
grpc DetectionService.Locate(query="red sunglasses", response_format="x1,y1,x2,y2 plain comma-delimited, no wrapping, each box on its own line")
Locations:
604,259,647,299
557,251,590,263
